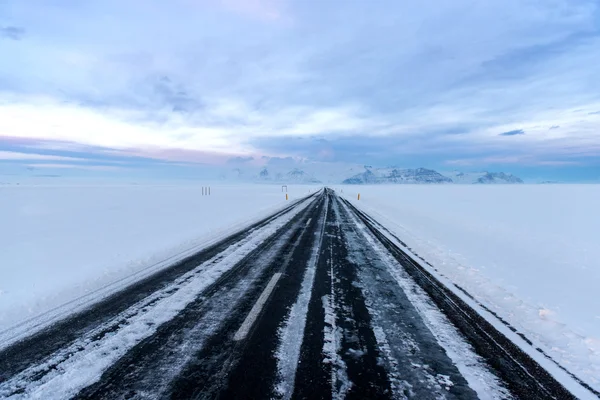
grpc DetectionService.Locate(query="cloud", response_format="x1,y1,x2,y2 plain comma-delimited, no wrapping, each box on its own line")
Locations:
499,129,525,136
0,26,25,40
26,163,123,171
535,160,582,166
0,150,85,162
227,156,255,164
1,0,599,177
109,147,241,165
550,125,560,129
445,156,582,167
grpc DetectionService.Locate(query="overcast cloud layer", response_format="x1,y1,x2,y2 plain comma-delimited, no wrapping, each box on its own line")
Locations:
1,0,599,180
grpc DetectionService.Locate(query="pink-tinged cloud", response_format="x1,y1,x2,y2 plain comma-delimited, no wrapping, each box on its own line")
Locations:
27,164,124,171
1,136,257,165
108,146,257,165
0,150,86,162
0,136,48,146
0,136,98,152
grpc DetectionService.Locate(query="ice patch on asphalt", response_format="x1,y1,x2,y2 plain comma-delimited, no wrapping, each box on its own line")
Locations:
371,325,411,399
321,252,352,399
275,196,329,399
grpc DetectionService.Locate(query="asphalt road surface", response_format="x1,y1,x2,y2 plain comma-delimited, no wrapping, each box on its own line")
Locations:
0,189,586,399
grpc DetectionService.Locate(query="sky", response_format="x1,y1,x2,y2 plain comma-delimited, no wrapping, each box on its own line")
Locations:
1,0,599,182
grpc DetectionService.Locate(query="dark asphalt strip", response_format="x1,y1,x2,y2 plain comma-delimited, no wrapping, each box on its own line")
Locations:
165,193,327,400
390,216,600,400
340,196,579,400
323,196,392,400
211,195,326,400
291,192,335,400
3,188,588,400
287,189,393,400
0,192,316,383
73,193,324,399
333,194,479,400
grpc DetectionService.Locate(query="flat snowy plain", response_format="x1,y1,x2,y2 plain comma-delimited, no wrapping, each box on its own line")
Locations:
2,182,598,395
340,184,600,393
0,184,317,339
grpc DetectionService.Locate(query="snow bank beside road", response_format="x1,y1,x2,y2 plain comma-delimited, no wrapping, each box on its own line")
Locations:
0,184,318,336
340,184,600,393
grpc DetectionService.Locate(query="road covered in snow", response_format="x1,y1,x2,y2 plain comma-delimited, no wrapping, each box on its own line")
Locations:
0,189,596,399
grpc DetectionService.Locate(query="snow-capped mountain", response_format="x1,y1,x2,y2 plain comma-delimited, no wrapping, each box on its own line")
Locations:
254,167,321,183
442,171,524,184
475,172,524,184
218,158,524,185
286,168,321,183
342,167,453,184
221,166,321,184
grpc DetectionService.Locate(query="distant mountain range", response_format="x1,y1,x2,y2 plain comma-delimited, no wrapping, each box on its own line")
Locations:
442,170,524,184
219,163,524,185
257,167,321,184
342,167,453,184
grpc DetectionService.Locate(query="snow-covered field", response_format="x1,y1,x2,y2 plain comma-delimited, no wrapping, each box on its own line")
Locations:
2,182,599,394
0,184,317,338
339,184,600,392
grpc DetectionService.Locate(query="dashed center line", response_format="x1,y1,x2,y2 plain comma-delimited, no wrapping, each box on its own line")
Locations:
233,273,282,341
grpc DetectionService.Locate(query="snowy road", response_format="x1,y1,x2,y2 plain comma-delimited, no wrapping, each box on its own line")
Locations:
0,189,592,399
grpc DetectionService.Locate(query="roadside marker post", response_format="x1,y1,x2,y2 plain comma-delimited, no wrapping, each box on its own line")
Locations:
358,193,360,200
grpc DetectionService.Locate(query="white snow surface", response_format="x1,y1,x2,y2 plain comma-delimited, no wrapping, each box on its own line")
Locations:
339,184,600,395
0,184,319,343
